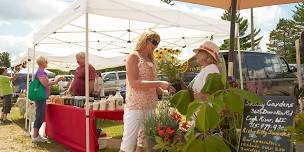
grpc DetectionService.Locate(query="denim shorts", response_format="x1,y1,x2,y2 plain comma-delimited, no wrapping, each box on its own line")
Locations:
2,94,12,114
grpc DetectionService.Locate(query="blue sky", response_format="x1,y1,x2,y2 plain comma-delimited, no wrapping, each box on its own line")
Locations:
0,0,299,61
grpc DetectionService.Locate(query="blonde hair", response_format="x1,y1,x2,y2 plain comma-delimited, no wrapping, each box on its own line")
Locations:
134,30,160,61
76,52,85,59
36,56,48,66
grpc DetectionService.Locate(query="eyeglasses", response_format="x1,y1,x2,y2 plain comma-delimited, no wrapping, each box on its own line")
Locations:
148,39,159,46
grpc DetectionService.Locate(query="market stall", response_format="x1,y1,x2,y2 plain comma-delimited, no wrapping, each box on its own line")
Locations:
28,0,230,151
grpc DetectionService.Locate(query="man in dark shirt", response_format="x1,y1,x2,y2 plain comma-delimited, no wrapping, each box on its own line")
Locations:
66,52,96,96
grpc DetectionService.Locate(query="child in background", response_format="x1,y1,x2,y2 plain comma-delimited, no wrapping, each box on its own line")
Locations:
0,67,19,124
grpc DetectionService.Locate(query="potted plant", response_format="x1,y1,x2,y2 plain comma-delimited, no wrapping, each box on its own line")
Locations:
169,58,262,152
153,48,188,91
144,101,190,152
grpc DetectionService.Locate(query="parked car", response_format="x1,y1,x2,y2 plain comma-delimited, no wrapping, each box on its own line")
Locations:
185,50,299,96
102,71,126,95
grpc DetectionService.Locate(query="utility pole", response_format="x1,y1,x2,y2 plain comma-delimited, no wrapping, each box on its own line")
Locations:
251,8,254,51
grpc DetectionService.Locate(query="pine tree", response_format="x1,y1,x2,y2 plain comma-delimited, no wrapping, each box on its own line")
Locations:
267,18,299,63
0,52,11,67
292,2,304,62
293,2,304,28
220,10,263,50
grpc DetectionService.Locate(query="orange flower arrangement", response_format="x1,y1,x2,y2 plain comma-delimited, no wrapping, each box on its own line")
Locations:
144,101,190,151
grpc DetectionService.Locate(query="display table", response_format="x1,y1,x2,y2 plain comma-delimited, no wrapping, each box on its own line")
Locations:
45,104,124,152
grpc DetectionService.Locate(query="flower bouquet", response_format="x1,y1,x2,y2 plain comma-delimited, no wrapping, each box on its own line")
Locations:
153,48,188,91
144,101,190,152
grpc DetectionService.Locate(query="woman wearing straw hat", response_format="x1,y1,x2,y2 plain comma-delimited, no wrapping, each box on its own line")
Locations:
191,40,220,100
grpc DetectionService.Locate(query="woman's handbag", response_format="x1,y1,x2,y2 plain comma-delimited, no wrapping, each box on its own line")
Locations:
29,79,47,101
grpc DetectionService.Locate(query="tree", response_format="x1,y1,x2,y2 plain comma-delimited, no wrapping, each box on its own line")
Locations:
0,52,11,67
292,3,304,63
220,10,263,50
267,18,299,63
293,2,304,29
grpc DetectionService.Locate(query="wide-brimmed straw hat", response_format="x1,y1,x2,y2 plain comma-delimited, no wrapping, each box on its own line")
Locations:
193,41,220,62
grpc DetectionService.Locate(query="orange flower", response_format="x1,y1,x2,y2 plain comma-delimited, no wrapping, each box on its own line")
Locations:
181,122,190,130
171,111,182,122
165,127,175,135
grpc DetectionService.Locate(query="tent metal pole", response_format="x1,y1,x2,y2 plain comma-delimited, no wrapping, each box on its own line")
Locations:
236,16,244,90
28,45,36,134
25,48,30,130
85,11,90,152
228,0,237,78
251,8,254,51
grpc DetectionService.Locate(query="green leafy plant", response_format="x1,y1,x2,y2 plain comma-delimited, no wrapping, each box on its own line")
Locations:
169,57,262,152
51,84,60,95
286,113,304,143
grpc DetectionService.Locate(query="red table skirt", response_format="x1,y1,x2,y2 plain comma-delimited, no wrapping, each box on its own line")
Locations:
45,104,124,152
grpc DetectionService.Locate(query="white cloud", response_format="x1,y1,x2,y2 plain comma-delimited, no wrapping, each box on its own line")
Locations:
259,31,270,51
240,6,287,33
0,0,68,21
177,3,224,19
0,0,70,59
0,34,32,61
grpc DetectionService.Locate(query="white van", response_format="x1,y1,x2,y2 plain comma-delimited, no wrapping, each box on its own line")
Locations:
102,71,126,95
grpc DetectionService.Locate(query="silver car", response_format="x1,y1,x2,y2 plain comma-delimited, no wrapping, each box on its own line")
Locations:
102,71,126,95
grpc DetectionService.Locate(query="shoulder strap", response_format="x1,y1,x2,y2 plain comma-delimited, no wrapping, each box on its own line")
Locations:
136,53,144,67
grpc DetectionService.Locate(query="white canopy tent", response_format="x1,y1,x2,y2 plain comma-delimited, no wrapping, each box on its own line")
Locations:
29,0,230,151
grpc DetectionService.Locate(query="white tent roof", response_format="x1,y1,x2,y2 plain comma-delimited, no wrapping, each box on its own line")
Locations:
6,68,54,75
33,0,230,60
13,49,126,70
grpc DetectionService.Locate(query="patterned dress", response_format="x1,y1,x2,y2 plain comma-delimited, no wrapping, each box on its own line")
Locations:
125,54,158,110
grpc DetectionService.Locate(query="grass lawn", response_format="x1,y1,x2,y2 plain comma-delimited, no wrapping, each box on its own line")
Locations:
0,99,123,152
96,119,123,139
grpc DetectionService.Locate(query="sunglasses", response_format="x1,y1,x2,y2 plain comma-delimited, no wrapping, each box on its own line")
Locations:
148,39,159,46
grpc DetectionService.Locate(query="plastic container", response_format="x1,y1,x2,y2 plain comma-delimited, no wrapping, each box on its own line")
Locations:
99,98,107,110
114,90,124,110
107,95,115,111
93,101,100,110
84,102,93,110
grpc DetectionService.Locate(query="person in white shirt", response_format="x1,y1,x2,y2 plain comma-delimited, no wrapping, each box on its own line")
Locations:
98,73,105,97
191,40,220,100
94,72,104,97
